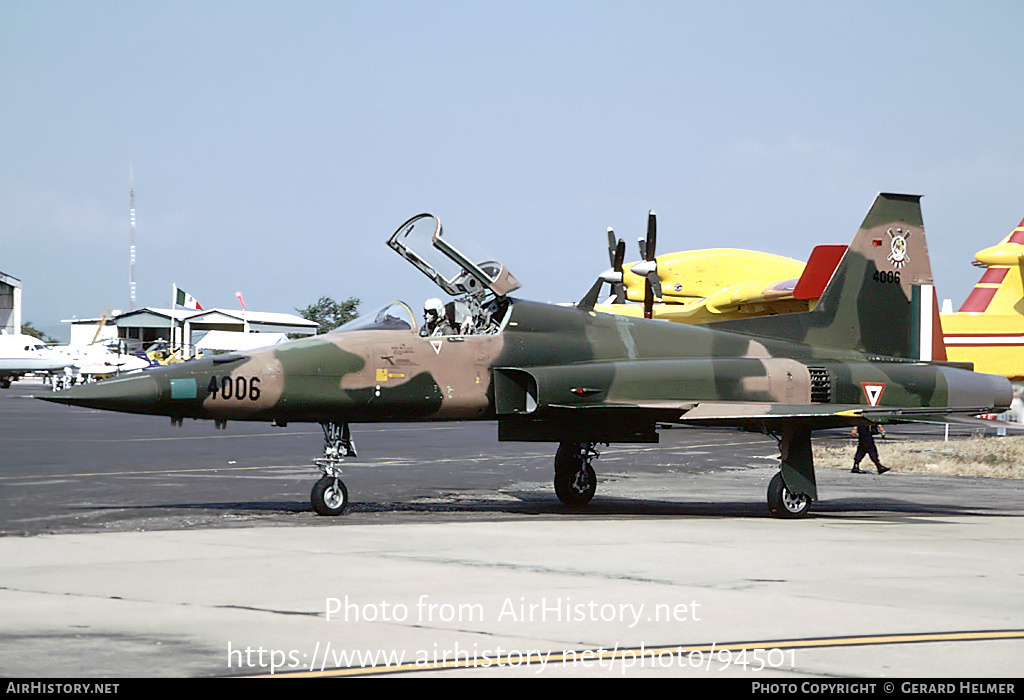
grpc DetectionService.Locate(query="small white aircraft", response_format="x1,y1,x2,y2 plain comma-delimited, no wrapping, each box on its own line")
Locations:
0,330,71,388
51,343,154,388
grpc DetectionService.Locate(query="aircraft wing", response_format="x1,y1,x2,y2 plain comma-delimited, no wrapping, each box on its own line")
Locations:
517,400,998,429
701,244,849,314
674,403,1007,435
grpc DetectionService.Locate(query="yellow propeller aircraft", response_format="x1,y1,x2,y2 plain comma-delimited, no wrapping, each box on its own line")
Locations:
595,210,848,324
941,216,1024,380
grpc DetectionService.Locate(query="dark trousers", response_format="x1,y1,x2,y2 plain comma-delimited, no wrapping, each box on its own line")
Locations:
854,441,882,468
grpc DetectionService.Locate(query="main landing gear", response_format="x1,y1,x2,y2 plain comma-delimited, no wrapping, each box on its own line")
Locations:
553,442,599,506
310,422,357,516
551,434,816,518
766,472,811,518
766,424,815,519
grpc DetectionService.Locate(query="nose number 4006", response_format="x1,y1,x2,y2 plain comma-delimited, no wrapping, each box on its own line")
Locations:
207,375,261,401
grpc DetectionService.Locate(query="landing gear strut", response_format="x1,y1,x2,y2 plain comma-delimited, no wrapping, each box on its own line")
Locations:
553,442,598,506
310,421,356,516
321,421,357,460
766,423,815,519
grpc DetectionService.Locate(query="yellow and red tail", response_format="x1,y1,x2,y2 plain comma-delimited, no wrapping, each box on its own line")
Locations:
942,216,1024,379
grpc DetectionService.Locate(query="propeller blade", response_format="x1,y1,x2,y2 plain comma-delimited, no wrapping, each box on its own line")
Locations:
647,271,662,301
600,227,628,305
613,238,626,303
644,210,657,318
645,210,657,261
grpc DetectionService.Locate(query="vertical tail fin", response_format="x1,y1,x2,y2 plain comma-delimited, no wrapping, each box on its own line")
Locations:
709,193,935,359
957,215,1024,314
941,216,1024,379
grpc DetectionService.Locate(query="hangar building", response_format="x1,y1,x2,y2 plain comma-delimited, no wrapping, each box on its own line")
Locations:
65,307,318,356
0,272,21,335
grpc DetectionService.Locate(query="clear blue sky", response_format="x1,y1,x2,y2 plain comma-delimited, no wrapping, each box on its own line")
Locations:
2,0,1022,340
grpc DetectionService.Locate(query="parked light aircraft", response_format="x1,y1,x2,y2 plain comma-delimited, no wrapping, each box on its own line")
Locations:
595,210,849,323
0,331,71,388
941,216,1024,380
52,343,154,386
43,194,1011,518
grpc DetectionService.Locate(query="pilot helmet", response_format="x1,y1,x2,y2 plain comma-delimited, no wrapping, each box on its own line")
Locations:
424,298,444,319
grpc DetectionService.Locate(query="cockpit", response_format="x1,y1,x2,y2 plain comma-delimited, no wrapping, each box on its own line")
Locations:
335,214,519,338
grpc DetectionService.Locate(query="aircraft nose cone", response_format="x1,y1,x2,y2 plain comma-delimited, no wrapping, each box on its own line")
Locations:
42,374,160,413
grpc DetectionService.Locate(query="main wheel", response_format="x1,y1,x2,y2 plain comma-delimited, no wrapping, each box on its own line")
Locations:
311,476,349,516
767,472,811,518
553,443,597,506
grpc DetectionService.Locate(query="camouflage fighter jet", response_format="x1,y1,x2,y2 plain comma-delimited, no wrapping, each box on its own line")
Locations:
42,194,1011,518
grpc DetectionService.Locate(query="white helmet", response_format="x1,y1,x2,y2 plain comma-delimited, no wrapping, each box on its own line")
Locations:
424,298,444,317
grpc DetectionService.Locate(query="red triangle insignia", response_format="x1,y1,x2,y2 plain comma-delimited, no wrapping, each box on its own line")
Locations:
861,382,886,407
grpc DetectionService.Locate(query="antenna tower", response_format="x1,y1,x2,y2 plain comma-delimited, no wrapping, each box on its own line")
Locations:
129,169,136,311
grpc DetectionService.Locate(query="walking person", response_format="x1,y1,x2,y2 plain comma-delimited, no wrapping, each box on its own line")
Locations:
852,424,890,474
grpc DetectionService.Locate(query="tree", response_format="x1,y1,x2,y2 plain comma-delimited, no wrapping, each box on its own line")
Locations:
296,296,360,335
21,322,56,344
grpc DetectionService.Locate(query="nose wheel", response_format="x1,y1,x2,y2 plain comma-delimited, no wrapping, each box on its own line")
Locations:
309,421,355,516
311,475,349,516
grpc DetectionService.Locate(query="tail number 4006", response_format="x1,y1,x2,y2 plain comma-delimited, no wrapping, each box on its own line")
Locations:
873,270,900,284
207,375,261,401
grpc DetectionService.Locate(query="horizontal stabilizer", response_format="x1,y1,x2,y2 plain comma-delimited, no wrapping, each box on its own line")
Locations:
792,244,847,300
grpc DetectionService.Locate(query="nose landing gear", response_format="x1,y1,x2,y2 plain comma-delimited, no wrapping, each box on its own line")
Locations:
310,421,357,516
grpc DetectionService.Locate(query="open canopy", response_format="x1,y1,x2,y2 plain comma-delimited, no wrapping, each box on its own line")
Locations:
386,213,521,300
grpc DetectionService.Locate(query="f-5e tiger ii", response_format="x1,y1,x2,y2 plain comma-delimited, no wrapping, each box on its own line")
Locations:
42,193,1011,518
